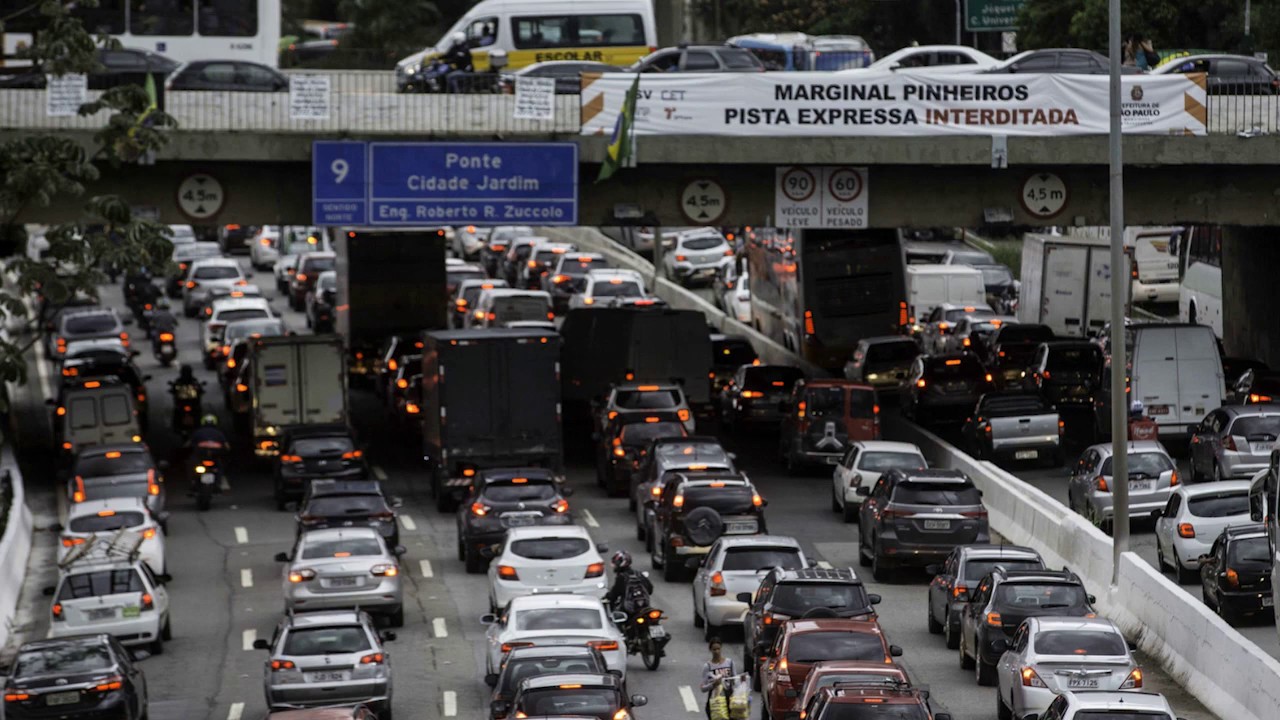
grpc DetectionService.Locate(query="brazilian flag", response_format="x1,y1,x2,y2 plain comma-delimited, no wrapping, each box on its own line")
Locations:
596,73,641,183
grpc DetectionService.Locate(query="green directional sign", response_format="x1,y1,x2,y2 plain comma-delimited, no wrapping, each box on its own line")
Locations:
965,0,1025,32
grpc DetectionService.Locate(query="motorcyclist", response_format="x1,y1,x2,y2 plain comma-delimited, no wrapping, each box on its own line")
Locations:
186,414,229,495
428,31,474,92
147,300,178,341
605,551,653,620
169,365,202,400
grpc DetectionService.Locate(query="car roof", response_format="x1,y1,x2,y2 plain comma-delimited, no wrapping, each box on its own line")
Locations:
481,467,556,483
1219,403,1280,418
613,381,681,392
994,568,1081,584
76,442,148,458
802,379,873,390
505,525,592,541
285,609,366,629
861,335,919,346
851,441,923,454
505,644,600,660
211,297,271,312
1174,480,1251,497
714,534,801,549
307,479,383,496
774,567,862,583
1063,691,1173,711
889,468,970,483
959,544,1041,560
458,278,508,290
519,673,618,691
190,257,240,267
62,307,119,320
935,301,994,312
1087,441,1169,456
17,634,113,653
509,593,603,610
1028,616,1118,632
299,526,382,543
785,619,884,634
676,473,750,487
1223,522,1267,539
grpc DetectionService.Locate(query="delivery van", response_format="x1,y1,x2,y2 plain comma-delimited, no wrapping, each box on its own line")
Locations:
904,264,985,328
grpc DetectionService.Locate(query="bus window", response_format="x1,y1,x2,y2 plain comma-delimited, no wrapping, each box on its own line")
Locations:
197,0,257,36
511,14,645,49
74,0,127,34
131,0,195,36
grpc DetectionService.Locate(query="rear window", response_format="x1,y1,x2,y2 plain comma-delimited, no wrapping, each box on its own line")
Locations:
857,452,925,473
533,249,568,264
715,340,758,368
620,422,686,444
722,546,803,571
1034,630,1126,656
193,265,240,279
301,256,336,272
771,583,870,616
1186,492,1249,518
655,443,732,465
75,451,150,477
1228,415,1280,439
944,308,995,322
979,266,1014,285
963,558,1042,580
994,582,1090,610
448,269,486,286
493,297,549,320
291,436,355,455
69,511,147,532
176,243,222,261
519,688,619,716
615,390,680,409
722,49,762,69
13,642,113,676
592,280,642,297
300,536,383,559
805,387,846,415
1229,536,1271,566
515,608,602,631
57,569,144,600
216,308,269,323
1046,346,1102,371
283,627,371,655
786,632,884,663
64,315,117,333
680,235,725,251
483,480,558,502
68,397,97,429
224,321,284,342
925,358,984,377
101,395,132,425
865,341,919,364
982,396,1049,416
501,655,601,693
1100,453,1173,477
305,496,388,516
82,478,147,501
683,485,755,514
742,367,803,389
892,481,981,506
562,257,609,275
509,537,590,560
1072,713,1173,720
998,326,1055,344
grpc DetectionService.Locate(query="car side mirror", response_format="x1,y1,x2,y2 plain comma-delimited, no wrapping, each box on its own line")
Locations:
610,610,628,624
991,637,1008,653
45,398,55,406
480,613,497,625
273,552,290,562
596,542,609,554
608,669,623,678
393,545,407,557
856,486,870,496
925,564,941,576
1150,509,1162,519
889,645,903,657
391,497,404,508
156,573,172,584
479,546,496,559
1126,640,1136,651
490,700,509,716
562,486,575,497
380,631,397,643
868,593,882,605
50,522,64,532
736,592,752,603
686,557,705,569
1087,594,1097,605
484,672,500,687
252,639,271,650
42,586,56,596
631,694,648,707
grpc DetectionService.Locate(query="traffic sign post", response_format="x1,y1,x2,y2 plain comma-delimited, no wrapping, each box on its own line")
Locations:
312,141,578,227
680,179,728,224
964,0,1026,32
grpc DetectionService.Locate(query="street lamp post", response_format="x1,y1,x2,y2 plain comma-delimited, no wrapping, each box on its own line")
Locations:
1108,0,1130,587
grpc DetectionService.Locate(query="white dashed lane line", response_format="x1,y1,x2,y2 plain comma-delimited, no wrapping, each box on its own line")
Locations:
581,509,599,528
399,515,417,531
242,629,256,651
240,569,253,588
228,703,245,720
442,691,457,717
373,465,388,481
432,617,448,638
679,686,700,713
420,559,434,578
234,527,249,544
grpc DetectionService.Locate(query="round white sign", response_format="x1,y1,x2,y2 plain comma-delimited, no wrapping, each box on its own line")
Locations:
680,178,728,224
176,173,225,220
1020,172,1068,219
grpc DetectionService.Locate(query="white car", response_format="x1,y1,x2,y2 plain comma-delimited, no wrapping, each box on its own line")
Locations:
472,289,554,329
47,533,172,653
661,228,733,286
168,224,197,245
995,617,1143,720
1031,691,1176,720
59,497,166,575
481,594,628,678
251,225,326,270
568,269,649,310
691,535,807,638
862,44,1000,74
724,269,752,324
831,441,928,522
182,257,246,317
1153,479,1252,583
202,296,273,357
487,525,609,611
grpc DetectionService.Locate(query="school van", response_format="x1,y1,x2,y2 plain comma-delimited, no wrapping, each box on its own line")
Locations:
904,264,985,327
397,0,657,84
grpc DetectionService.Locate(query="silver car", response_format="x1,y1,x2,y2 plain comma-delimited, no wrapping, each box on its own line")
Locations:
1188,404,1280,482
69,443,166,519
995,616,1143,720
691,535,808,636
275,527,406,626
255,609,394,715
1067,442,1178,533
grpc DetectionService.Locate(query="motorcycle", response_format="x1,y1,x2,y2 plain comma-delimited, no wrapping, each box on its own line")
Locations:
190,442,225,511
622,606,670,670
170,381,205,436
152,328,177,366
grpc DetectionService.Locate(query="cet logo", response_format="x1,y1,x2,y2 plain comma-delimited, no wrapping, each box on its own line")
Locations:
1130,85,1144,101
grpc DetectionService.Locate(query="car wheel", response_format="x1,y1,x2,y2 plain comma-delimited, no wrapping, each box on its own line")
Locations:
1214,462,1227,484
976,652,997,686
457,536,466,562
1175,560,1198,585
662,545,681,582
831,488,841,513
464,546,487,575
871,542,890,583
704,618,718,642
927,603,943,634
161,616,172,641
842,501,858,524
628,494,637,512
388,606,405,628
997,690,1013,720
1156,542,1167,571
378,702,393,720
858,534,872,567
944,616,960,650
149,634,164,656
746,648,760,690
693,602,705,629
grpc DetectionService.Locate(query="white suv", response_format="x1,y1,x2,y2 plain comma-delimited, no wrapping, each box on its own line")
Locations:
1032,691,1178,720
59,497,167,575
182,257,246,317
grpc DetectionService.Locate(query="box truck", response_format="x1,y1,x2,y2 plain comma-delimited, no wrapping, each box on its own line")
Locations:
1019,233,1132,337
250,335,347,456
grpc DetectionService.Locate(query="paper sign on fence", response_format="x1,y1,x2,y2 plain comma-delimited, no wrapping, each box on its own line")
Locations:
514,76,555,120
290,75,331,121
46,74,87,117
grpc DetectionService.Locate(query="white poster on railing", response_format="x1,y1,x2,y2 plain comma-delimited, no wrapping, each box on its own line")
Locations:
290,74,331,121
580,70,1208,137
46,73,86,117
514,76,555,120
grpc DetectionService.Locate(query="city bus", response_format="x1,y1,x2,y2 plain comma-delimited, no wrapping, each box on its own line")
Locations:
1174,225,1224,338
0,0,281,67
746,228,905,372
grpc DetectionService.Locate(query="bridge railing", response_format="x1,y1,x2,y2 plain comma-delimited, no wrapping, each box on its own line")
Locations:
1205,83,1280,134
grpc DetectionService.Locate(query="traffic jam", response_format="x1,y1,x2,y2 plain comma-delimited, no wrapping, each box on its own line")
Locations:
3,221,1262,720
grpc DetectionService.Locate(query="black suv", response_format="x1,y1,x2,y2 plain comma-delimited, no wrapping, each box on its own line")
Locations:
719,364,805,429
1199,523,1272,624
3,634,148,720
958,567,1097,685
631,434,735,513
274,425,368,509
456,468,573,574
649,472,765,582
983,323,1055,391
741,567,881,687
1031,340,1103,409
296,479,403,549
596,413,686,497
901,354,993,425
508,673,646,720
924,544,1044,649
857,469,989,581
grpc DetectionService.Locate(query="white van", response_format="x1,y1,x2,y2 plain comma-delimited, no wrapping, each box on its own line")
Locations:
1127,226,1181,303
904,264,985,327
396,0,657,87
55,379,143,460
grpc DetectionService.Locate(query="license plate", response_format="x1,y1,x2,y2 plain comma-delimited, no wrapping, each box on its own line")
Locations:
327,576,360,587
825,456,841,465
649,625,668,638
121,605,141,618
505,516,536,527
1015,450,1038,460
1129,480,1155,493
200,473,217,485
1067,678,1099,689
726,521,757,534
1147,405,1170,416
1264,596,1275,608
923,519,951,530
307,671,349,683
86,607,116,621
46,692,80,706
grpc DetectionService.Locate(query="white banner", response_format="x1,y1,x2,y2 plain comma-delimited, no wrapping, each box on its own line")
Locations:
290,74,331,121
514,76,556,120
581,70,1208,137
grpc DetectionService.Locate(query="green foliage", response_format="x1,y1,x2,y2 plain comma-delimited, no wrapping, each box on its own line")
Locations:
336,0,442,63
696,0,954,51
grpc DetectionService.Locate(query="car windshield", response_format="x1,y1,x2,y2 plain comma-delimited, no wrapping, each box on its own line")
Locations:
892,481,981,506
680,235,725,251
1229,536,1272,566
620,422,686,444
514,608,602,631
292,436,355,455
301,256,336,272
305,496,388,517
68,511,146,532
500,656,601,693
194,265,240,279
509,537,591,560
300,537,384,559
743,367,803,390
964,558,1042,580
562,257,609,276
684,485,755,514
520,688,618,716
14,642,114,677
57,569,143,600
75,452,151,477
1046,346,1102,372
715,341,758,367
819,705,929,720
771,583,869,616
858,452,925,473
216,308,269,323
1229,415,1280,439
483,480,557,502
225,320,285,342
995,582,1090,610
1186,492,1249,518
64,315,117,333
1100,453,1173,477
788,632,884,663
592,280,643,297
722,547,803,571
615,390,680,409
1034,630,1127,655
865,341,919,364
979,266,1014,285
282,626,372,655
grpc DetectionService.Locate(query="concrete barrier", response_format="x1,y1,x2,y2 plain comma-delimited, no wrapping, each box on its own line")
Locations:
0,444,33,650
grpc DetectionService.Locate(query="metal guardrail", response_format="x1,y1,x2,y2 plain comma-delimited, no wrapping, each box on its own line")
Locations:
1205,87,1280,134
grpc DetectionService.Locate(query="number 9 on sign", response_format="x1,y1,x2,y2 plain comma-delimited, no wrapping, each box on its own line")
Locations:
331,159,349,184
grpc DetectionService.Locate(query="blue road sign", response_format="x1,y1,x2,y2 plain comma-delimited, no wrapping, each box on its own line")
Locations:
311,141,578,227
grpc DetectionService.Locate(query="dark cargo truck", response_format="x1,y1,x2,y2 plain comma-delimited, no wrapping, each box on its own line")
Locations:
421,328,564,512
336,227,448,381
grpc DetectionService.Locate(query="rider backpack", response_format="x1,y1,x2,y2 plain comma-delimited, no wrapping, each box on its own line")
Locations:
622,574,649,615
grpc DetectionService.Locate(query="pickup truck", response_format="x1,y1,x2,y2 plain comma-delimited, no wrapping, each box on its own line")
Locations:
961,393,1063,467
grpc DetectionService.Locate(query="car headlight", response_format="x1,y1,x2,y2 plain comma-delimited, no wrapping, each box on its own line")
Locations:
406,66,417,75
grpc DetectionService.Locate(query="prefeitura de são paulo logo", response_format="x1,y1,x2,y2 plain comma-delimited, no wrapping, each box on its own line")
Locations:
1131,85,1144,101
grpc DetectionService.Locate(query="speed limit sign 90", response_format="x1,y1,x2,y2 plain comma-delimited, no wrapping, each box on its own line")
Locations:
780,167,816,202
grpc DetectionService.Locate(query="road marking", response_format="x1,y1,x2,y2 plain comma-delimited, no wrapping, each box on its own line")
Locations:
240,569,253,588
373,465,387,481
420,559,434,578
241,629,256,651
227,703,245,720
399,515,417,531
432,617,448,637
817,560,833,569
234,527,248,544
442,691,457,717
581,509,599,528
679,685,699,713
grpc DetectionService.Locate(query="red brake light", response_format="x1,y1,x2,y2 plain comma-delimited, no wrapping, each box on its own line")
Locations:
497,565,519,579
585,562,605,578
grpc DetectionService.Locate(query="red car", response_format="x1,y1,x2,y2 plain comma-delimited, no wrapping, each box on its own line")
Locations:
795,659,912,716
759,619,902,720
778,379,881,473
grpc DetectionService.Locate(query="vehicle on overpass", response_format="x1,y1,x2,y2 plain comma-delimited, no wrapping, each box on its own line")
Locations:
747,228,906,372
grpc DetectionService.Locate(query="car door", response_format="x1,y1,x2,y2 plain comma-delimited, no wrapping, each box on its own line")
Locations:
962,575,993,649
997,622,1028,690
834,445,858,498
1201,536,1224,602
694,540,723,610
1155,494,1180,555
859,475,892,544
197,61,240,91
746,573,775,651
681,50,720,72
930,550,959,622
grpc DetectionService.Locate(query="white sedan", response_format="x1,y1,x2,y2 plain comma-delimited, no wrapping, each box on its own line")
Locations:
1153,479,1252,583
481,594,628,678
832,441,928,522
724,269,752,324
488,525,609,611
861,45,1000,74
691,535,807,639
59,497,167,575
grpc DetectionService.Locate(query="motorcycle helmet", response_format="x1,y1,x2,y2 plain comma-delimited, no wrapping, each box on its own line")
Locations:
200,414,219,427
177,364,195,382
452,31,466,44
611,550,632,571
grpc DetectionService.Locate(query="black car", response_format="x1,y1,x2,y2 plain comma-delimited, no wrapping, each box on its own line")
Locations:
273,425,368,509
857,469,990,581
498,61,624,95
959,567,1096,685
719,364,804,429
649,472,766,582
986,48,1146,75
485,645,612,720
740,567,880,687
924,544,1044,649
710,334,759,396
2,635,148,720
1032,340,1103,409
1199,523,1273,624
842,335,921,396
983,324,1055,391
166,60,289,91
596,413,686,497
508,673,645,720
296,479,403,548
306,271,337,332
0,47,179,89
901,354,993,425
631,44,765,73
456,468,573,574
1156,54,1280,95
